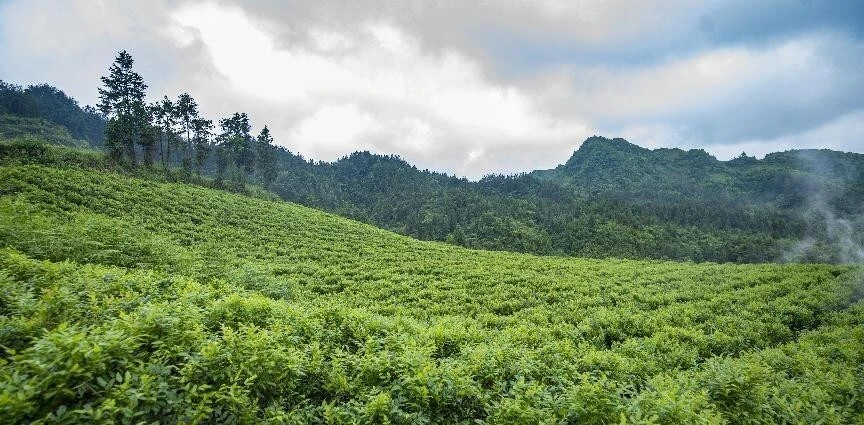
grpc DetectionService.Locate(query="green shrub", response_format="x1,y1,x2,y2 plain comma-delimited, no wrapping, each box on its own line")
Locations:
0,163,861,423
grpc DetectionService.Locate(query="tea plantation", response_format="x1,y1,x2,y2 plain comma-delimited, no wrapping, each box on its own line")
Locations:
0,162,862,423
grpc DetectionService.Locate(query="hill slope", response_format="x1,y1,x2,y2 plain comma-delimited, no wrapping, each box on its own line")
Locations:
0,81,105,147
1,162,862,423
270,137,864,263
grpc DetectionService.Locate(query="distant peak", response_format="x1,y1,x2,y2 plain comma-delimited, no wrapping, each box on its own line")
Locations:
564,136,644,167
578,136,641,150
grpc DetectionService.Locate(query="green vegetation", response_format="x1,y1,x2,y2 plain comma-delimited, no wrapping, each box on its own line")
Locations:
0,140,279,203
0,81,105,146
268,141,864,264
1,156,862,423
0,115,89,148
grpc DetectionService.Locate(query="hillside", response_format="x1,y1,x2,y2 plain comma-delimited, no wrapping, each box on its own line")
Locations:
533,136,864,205
270,137,864,263
0,114,90,148
1,160,863,422
0,81,105,147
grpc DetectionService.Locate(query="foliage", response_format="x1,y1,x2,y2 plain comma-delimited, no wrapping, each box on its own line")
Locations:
0,115,89,148
0,139,281,204
266,138,864,264
23,84,105,146
0,81,105,146
0,162,862,423
98,50,149,164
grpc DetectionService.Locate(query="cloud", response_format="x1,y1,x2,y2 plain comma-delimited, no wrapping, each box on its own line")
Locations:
718,108,864,159
1,0,862,178
168,2,590,177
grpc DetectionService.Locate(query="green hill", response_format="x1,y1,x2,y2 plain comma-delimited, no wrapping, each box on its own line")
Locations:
0,114,90,148
0,81,105,147
269,137,863,263
1,155,862,423
532,136,864,205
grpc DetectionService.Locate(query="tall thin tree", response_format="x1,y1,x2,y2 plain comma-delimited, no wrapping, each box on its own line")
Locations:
217,112,253,186
97,50,148,164
150,96,176,168
256,125,278,187
192,117,213,178
175,93,199,174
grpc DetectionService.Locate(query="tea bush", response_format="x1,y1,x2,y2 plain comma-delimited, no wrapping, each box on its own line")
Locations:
0,164,862,423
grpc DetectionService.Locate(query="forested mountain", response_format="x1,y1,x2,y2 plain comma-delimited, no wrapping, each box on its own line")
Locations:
267,137,864,264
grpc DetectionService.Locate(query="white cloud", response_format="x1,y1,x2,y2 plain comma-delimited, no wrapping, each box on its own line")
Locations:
289,104,379,158
722,109,864,158
564,31,864,159
169,2,590,178
1,0,862,178
565,33,850,121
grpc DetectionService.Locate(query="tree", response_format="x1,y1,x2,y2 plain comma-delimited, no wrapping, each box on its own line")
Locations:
150,96,176,168
103,117,126,161
97,50,148,164
25,84,106,145
217,112,254,186
192,117,213,178
140,122,159,167
0,80,39,117
175,93,199,174
256,125,278,187
214,144,230,186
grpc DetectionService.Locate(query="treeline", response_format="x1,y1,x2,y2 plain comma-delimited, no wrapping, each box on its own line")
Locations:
260,142,864,264
264,152,813,263
96,51,278,189
0,80,105,144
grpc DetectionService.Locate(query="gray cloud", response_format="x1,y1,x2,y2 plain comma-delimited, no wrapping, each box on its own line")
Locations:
1,0,862,178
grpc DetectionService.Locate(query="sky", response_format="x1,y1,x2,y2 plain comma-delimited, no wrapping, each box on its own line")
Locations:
1,0,862,179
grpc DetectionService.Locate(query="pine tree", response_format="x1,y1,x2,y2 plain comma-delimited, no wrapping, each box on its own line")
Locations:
192,117,213,178
150,96,176,168
97,50,148,164
175,93,199,175
217,112,254,186
256,125,278,187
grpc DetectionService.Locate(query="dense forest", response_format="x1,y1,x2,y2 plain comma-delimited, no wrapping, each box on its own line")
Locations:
270,140,864,264
0,80,105,146
1,50,862,264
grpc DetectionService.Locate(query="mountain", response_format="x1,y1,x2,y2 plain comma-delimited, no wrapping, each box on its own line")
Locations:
535,136,864,208
533,136,731,195
2,155,862,422
268,136,864,263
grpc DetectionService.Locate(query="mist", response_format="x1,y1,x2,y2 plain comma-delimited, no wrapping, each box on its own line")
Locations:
781,150,864,264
